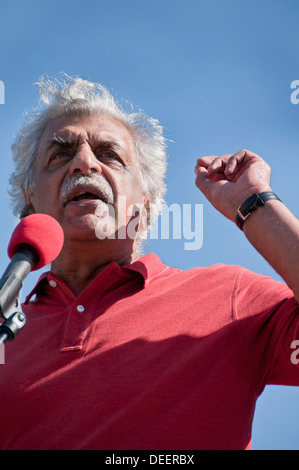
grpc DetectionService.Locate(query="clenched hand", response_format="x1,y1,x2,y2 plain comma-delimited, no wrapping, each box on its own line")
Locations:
194,149,272,222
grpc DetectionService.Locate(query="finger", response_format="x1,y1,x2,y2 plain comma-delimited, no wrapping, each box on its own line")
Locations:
223,150,259,180
194,165,214,193
197,150,258,169
196,156,218,169
224,156,238,178
231,148,260,164
208,157,226,178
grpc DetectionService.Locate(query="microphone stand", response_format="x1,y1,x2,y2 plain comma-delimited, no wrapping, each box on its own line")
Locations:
0,249,32,346
0,296,26,346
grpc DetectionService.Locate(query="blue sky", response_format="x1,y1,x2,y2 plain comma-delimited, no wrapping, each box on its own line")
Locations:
0,0,298,449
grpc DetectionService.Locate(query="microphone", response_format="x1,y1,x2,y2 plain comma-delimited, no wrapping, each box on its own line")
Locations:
0,214,64,344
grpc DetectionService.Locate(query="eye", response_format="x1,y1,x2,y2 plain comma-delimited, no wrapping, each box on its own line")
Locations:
54,151,72,159
49,150,73,164
97,150,124,165
101,151,118,159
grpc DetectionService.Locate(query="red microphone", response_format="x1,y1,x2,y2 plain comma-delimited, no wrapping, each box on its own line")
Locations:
7,213,64,271
0,214,64,321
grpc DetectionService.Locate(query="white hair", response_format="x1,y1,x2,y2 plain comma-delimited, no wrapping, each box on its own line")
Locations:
9,74,168,231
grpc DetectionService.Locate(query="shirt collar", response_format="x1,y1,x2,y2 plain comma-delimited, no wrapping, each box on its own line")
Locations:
121,252,170,286
24,252,170,304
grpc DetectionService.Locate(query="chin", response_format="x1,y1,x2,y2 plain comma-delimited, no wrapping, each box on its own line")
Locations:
62,214,100,240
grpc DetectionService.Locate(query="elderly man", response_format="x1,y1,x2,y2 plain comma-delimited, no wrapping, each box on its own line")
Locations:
0,75,298,450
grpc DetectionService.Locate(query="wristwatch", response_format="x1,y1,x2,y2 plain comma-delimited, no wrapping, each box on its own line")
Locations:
236,191,282,231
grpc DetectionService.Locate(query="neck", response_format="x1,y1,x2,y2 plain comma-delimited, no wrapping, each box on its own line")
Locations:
51,239,140,296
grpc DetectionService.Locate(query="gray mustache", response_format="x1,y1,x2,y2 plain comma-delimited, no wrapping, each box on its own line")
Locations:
60,175,114,204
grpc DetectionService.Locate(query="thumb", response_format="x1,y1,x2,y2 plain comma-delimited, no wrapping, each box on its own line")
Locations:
194,165,213,195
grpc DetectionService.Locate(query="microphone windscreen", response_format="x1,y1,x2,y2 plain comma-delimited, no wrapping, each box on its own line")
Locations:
7,214,64,271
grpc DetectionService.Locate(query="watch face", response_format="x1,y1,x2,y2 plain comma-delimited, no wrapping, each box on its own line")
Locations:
240,194,260,217
236,192,281,230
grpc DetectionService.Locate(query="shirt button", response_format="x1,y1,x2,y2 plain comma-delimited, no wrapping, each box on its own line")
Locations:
76,305,85,313
49,280,57,288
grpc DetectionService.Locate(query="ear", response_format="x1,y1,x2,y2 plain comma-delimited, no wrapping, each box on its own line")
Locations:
140,197,151,232
22,190,36,216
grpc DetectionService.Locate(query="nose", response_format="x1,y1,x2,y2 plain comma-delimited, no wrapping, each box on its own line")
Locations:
69,143,102,176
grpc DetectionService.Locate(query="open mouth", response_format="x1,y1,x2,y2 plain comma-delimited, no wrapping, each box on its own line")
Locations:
72,191,102,202
64,185,113,206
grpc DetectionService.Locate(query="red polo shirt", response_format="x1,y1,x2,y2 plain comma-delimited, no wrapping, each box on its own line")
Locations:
0,253,298,450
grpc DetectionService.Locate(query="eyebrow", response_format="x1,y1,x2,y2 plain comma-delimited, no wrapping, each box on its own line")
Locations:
46,134,125,154
95,140,125,153
45,134,79,151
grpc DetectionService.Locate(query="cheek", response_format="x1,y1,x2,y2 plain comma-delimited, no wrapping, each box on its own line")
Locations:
30,176,60,213
121,187,148,230
117,177,144,212
128,169,145,199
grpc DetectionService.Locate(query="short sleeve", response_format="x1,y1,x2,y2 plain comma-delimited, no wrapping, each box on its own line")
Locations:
233,268,299,391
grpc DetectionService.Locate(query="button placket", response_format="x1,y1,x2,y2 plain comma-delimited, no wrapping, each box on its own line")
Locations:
59,262,137,353
59,302,89,352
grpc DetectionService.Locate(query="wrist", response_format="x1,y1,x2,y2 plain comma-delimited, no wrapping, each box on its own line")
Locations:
235,191,282,231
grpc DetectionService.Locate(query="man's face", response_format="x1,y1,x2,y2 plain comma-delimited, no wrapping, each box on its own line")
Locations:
27,114,148,244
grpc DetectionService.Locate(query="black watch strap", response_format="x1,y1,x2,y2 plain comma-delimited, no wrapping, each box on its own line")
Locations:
236,191,282,231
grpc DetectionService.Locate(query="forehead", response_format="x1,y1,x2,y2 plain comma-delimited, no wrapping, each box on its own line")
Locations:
38,113,135,155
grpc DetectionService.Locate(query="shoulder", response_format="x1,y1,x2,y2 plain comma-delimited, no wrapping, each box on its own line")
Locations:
163,262,294,307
